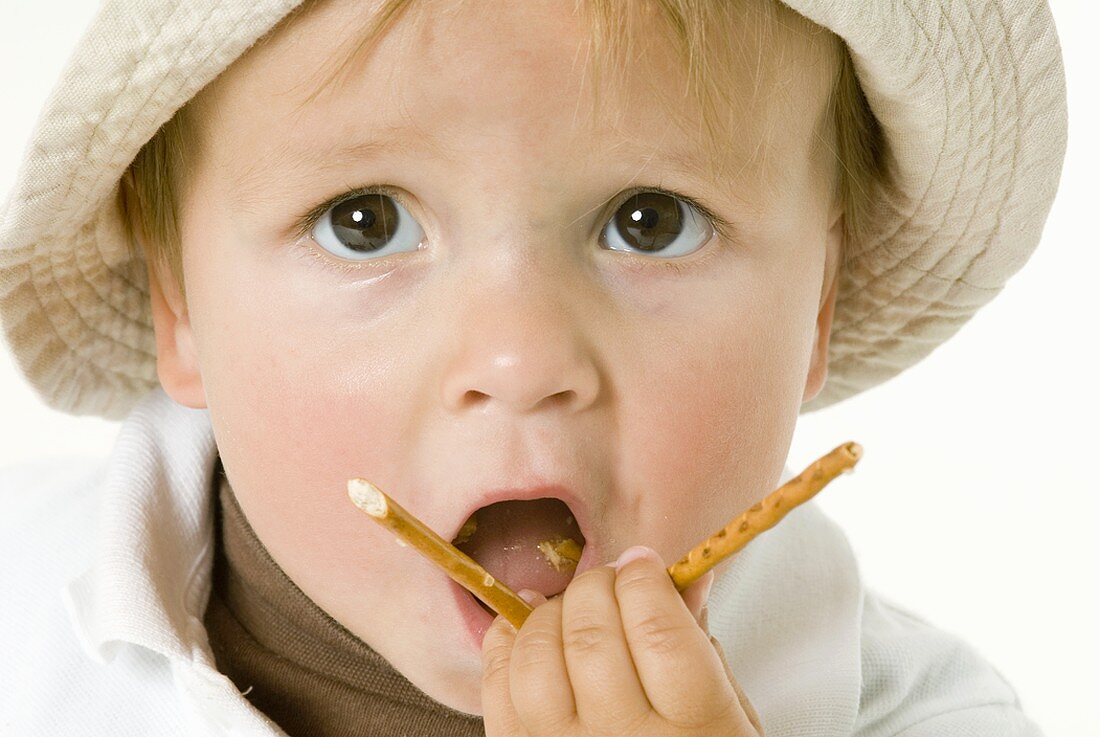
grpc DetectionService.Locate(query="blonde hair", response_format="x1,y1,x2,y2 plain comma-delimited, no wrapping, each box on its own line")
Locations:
125,0,885,290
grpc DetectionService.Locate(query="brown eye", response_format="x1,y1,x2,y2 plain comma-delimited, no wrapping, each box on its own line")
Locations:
602,191,713,258
312,192,425,260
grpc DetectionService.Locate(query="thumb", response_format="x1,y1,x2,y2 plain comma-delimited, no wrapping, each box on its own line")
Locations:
481,615,524,736
678,570,715,629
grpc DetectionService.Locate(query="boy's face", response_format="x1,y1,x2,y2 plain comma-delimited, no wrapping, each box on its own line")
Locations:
147,0,841,715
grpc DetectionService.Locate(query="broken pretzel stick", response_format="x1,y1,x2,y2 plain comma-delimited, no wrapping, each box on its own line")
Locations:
667,440,863,592
538,536,584,572
347,478,534,629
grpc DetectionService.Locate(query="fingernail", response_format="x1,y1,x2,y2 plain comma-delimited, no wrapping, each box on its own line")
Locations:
518,588,546,606
614,545,660,571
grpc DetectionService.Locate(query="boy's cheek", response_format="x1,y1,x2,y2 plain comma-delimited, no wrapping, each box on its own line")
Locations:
204,340,445,640
619,321,803,524
181,245,443,587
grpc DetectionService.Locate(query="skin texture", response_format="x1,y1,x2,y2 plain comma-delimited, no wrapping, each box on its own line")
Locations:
132,0,842,718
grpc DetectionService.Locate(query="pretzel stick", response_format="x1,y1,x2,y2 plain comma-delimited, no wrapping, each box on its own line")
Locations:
347,440,862,631
667,441,863,592
347,478,534,628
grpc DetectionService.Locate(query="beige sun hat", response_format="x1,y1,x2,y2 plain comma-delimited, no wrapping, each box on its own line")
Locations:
0,0,1068,420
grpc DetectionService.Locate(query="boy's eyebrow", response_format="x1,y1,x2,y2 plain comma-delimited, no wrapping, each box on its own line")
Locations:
229,124,766,213
229,124,449,206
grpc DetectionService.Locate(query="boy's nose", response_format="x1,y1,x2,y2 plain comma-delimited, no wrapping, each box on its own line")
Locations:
438,297,601,416
441,351,599,414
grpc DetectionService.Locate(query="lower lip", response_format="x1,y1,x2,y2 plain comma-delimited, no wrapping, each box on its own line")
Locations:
450,578,497,649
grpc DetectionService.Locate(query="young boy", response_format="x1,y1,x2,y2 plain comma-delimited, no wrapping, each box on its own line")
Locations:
0,0,1066,735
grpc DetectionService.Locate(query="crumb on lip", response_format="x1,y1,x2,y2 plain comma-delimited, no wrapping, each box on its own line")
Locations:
538,537,583,572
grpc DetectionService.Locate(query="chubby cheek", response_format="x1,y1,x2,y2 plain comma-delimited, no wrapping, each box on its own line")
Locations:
618,292,810,556
186,257,430,618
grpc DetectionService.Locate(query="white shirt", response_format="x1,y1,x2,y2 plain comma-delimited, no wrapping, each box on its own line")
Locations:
0,389,1043,736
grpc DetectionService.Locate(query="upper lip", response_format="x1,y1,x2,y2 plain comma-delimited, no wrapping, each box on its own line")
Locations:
443,482,597,568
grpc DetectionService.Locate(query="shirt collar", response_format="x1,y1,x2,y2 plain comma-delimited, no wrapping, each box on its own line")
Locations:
63,388,220,667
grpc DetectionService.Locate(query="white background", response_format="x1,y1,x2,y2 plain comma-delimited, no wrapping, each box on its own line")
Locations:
1,2,1097,735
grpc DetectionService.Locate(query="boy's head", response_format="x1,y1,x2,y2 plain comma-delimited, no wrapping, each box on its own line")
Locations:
118,0,882,714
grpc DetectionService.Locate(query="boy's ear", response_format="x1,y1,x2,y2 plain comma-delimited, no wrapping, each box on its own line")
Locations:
801,209,844,405
120,171,207,409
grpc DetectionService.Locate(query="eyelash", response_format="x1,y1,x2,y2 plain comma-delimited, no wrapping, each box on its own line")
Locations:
291,183,737,274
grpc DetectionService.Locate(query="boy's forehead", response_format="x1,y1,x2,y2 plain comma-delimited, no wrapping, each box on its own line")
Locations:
193,0,834,210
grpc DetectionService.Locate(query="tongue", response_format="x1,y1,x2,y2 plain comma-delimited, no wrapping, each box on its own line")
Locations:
453,498,585,599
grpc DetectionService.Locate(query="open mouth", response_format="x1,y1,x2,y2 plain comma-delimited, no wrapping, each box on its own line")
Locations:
451,497,587,612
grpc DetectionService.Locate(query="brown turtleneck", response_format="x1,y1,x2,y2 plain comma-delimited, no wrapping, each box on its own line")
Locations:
202,467,486,737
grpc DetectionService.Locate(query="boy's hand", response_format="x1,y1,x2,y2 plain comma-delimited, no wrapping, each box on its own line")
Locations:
481,546,764,736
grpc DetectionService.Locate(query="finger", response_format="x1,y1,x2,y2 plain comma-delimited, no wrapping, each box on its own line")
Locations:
614,546,738,728
709,634,765,736
481,615,528,737
560,565,651,733
735,675,765,736
507,593,578,736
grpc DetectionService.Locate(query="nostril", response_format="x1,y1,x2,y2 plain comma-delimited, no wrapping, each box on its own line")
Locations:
460,390,490,408
541,389,577,410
